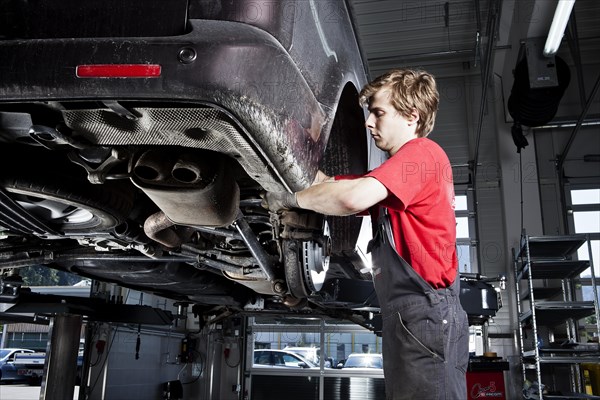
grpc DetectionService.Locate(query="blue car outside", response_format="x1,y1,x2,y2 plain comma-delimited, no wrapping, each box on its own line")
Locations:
0,348,35,383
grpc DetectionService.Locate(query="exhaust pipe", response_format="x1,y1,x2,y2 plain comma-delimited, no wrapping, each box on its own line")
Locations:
171,153,204,185
143,211,182,249
132,149,239,227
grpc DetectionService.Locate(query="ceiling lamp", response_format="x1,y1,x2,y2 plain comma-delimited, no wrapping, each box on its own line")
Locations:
544,0,576,57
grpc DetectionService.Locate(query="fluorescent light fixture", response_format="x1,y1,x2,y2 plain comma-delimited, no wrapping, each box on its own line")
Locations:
544,0,576,57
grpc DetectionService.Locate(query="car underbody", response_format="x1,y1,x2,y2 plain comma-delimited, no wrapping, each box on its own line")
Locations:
0,101,376,321
0,0,378,327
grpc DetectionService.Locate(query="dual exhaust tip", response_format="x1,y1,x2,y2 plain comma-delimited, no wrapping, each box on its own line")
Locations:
131,149,240,247
133,150,216,188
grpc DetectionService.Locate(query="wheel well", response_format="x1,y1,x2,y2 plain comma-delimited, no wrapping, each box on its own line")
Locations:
321,83,368,177
320,83,368,253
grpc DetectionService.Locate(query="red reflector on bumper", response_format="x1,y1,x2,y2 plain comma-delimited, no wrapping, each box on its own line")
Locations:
76,64,161,78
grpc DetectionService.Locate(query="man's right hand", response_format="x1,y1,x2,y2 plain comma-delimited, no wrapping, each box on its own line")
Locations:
260,191,299,212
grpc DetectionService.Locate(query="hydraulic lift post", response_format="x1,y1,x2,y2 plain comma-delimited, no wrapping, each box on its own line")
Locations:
40,313,82,400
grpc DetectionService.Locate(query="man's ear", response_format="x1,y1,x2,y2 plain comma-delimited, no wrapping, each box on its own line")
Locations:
408,108,420,125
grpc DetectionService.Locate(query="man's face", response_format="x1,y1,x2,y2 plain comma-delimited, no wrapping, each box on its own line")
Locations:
365,88,418,155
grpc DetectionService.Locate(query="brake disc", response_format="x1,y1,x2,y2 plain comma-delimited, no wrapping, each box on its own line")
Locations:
300,220,331,293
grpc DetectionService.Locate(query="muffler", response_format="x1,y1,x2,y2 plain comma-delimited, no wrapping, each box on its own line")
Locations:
132,149,239,227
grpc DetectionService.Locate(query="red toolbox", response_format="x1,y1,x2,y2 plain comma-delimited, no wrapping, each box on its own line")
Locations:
466,357,509,399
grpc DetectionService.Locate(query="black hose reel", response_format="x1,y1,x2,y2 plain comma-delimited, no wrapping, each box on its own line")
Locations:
507,41,571,153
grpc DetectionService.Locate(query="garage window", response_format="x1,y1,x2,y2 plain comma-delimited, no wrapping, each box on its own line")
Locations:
356,191,475,274
570,188,600,288
455,192,475,273
568,187,599,343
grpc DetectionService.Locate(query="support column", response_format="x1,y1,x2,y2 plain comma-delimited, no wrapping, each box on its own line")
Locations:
40,313,82,400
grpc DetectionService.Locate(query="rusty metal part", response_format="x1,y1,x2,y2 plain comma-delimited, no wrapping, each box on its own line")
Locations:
280,211,326,240
143,211,182,249
282,217,331,298
282,295,305,308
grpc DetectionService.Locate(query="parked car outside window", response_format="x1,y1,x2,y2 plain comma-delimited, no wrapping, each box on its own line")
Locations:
0,348,35,383
253,349,318,369
283,346,333,368
338,353,383,369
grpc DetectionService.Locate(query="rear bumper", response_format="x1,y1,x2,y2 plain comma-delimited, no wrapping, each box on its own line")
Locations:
0,19,327,191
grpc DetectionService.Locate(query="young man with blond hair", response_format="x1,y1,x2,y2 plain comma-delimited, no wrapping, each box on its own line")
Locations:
264,68,468,399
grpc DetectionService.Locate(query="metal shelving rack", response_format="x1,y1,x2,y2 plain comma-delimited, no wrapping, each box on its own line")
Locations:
514,232,600,399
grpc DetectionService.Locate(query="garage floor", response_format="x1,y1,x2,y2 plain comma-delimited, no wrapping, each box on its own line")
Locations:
0,384,79,400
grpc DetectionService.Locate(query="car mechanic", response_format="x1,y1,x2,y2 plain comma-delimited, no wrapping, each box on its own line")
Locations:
263,68,469,399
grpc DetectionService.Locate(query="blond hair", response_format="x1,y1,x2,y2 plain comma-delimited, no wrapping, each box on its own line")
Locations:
359,69,439,137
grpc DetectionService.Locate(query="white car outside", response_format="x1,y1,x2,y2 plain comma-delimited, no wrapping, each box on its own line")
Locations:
282,346,332,367
253,349,318,369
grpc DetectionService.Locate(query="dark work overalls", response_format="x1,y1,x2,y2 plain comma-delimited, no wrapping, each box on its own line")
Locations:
370,212,468,400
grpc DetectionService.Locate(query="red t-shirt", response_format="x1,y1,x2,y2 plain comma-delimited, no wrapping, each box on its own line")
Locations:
366,138,458,288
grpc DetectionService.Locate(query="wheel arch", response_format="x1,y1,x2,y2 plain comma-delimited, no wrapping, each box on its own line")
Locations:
320,82,369,253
